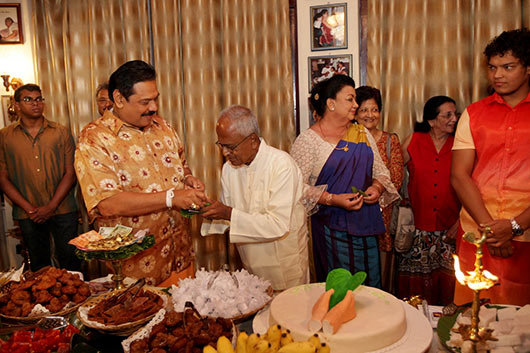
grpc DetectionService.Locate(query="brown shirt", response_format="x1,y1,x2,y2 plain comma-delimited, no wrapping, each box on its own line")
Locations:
0,118,77,220
75,110,193,285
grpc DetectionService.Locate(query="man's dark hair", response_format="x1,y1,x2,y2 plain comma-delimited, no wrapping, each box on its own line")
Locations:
14,84,41,102
484,28,530,67
95,82,109,97
108,60,156,103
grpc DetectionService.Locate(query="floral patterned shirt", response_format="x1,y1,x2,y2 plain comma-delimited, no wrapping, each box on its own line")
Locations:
74,110,193,285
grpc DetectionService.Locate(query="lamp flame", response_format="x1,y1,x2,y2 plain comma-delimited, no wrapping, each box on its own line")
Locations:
453,255,498,291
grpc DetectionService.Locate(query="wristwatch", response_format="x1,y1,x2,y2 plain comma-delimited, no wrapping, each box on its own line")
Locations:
510,218,524,237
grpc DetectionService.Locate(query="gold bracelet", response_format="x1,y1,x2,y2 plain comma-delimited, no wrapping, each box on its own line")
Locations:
325,193,333,206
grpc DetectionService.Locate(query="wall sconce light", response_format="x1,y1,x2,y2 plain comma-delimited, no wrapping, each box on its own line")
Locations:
1,74,10,91
1,75,23,92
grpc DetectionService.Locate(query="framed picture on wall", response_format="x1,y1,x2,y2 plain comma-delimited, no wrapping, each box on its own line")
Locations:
310,3,347,51
0,3,23,44
308,54,352,92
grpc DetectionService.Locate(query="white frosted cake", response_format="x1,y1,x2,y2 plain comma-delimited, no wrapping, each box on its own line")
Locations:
270,283,407,353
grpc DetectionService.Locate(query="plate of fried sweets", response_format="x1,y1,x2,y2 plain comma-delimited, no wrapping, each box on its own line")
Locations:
77,286,168,336
0,267,91,322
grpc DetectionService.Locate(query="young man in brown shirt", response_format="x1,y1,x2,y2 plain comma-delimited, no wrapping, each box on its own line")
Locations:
0,84,80,271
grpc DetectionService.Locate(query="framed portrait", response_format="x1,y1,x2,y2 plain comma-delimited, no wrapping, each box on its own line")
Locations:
310,3,347,51
308,54,352,92
0,3,23,44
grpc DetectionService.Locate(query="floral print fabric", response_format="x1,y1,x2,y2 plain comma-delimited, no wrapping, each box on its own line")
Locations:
75,111,193,285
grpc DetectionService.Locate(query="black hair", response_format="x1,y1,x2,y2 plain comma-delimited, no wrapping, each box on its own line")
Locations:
310,75,356,117
355,86,382,111
484,28,530,67
14,84,41,102
108,60,156,103
414,95,456,133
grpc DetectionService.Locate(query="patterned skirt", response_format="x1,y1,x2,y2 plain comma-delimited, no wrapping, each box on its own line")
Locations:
396,228,455,305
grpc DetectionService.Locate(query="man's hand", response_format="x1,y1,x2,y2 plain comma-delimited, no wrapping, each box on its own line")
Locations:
29,204,56,224
172,189,208,210
332,193,364,211
363,185,381,204
480,219,514,258
201,200,232,220
184,175,205,191
480,219,512,247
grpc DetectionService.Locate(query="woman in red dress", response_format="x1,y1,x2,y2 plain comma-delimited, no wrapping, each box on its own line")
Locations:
397,96,460,305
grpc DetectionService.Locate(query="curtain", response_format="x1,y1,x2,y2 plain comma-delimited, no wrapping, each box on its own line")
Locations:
366,0,526,140
32,0,294,272
33,0,151,138
151,0,295,270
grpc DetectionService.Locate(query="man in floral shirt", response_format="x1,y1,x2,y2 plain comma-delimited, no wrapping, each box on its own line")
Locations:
75,60,207,285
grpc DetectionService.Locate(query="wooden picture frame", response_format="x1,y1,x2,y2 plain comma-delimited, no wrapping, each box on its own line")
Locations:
0,3,23,44
308,54,353,92
310,3,347,51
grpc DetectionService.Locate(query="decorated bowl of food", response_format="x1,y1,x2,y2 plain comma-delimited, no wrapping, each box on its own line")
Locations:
122,303,235,353
169,268,273,323
0,267,91,322
77,286,168,336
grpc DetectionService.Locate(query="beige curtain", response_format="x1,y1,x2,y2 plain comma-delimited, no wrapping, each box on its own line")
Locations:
151,0,295,270
32,0,294,271
33,0,151,138
367,0,526,140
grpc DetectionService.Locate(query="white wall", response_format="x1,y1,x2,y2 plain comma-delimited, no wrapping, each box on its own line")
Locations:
296,0,360,132
0,0,35,268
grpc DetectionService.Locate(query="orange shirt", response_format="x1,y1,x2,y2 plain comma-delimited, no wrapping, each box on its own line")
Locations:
453,91,530,243
75,111,193,285
453,91,530,305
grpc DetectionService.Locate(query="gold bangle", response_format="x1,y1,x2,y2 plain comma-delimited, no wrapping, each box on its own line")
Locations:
325,193,333,206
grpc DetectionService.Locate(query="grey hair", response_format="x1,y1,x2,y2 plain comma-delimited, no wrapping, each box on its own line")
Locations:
218,105,261,136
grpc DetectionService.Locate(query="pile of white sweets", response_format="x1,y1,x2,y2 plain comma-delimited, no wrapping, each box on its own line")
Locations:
170,268,271,318
449,304,530,353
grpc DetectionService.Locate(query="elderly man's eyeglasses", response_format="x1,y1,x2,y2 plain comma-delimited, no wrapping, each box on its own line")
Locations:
215,134,252,152
22,96,45,104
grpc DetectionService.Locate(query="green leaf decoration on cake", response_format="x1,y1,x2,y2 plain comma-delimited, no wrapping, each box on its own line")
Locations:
325,268,367,309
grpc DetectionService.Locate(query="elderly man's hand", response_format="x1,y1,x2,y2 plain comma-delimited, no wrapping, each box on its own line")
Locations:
201,200,232,220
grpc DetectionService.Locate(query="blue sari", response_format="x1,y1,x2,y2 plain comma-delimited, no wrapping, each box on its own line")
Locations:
311,124,385,286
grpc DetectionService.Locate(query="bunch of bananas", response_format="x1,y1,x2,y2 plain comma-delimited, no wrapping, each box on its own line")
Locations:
202,324,330,353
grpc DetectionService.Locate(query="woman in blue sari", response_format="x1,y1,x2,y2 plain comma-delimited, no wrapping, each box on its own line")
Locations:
291,75,398,287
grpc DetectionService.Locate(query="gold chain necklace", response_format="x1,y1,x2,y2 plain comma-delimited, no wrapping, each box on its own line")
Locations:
319,122,349,152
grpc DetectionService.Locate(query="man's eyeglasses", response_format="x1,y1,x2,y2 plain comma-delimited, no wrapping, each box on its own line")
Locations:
22,96,45,104
215,134,252,152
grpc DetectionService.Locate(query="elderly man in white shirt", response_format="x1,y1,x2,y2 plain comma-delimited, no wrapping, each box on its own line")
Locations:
201,105,309,291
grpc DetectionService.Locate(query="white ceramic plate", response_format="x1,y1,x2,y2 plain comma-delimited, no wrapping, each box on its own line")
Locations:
253,301,432,353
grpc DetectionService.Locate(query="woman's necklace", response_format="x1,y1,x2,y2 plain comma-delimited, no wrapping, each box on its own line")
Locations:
429,130,448,153
319,122,349,151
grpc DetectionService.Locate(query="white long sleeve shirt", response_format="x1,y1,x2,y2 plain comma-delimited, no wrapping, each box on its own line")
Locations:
201,139,309,290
